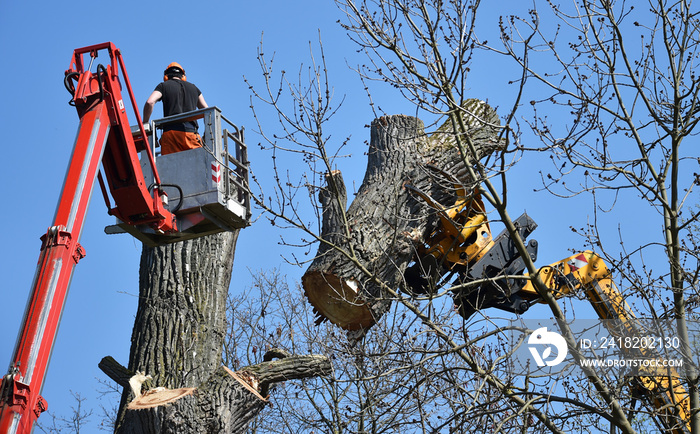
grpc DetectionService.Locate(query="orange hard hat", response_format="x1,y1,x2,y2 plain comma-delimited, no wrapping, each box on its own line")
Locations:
163,62,186,81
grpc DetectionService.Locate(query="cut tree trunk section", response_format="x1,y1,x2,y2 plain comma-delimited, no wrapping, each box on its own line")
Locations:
302,100,502,330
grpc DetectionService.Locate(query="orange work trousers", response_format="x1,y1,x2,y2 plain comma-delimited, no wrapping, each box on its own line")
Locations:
159,130,203,155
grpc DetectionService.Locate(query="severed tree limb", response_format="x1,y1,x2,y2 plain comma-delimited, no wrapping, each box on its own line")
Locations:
302,100,501,331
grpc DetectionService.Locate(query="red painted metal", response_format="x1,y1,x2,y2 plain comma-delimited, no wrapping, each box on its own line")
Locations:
67,43,176,233
0,43,176,433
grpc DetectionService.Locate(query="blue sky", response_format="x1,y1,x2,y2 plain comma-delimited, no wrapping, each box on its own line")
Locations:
0,0,678,431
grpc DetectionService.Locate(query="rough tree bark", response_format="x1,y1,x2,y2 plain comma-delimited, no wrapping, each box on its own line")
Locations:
302,99,501,330
102,231,331,433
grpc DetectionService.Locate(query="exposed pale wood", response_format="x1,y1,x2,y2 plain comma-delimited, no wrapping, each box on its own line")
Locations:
127,387,195,410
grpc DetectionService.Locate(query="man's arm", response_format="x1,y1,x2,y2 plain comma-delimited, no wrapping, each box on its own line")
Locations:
142,90,163,123
197,94,208,109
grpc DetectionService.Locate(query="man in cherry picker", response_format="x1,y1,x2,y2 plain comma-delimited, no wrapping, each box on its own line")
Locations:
142,62,208,155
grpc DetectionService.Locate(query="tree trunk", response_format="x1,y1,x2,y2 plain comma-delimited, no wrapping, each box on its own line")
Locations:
302,100,501,331
107,232,331,433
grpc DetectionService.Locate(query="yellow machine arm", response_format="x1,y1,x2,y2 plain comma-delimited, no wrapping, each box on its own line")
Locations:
519,251,691,434
403,187,691,432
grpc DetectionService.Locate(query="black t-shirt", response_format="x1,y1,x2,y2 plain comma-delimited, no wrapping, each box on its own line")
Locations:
155,80,202,132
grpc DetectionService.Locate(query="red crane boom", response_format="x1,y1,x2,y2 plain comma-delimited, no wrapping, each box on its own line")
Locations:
0,42,176,433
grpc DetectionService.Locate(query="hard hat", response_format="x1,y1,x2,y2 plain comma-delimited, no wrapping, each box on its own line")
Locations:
164,62,186,81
